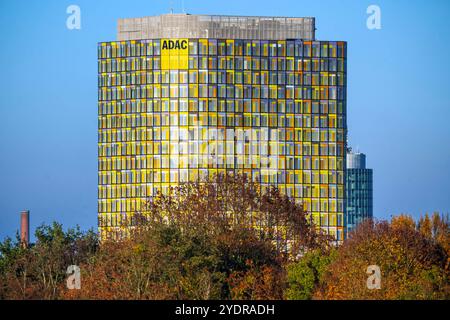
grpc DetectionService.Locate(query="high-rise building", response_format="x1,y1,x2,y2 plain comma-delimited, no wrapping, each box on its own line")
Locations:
345,150,373,235
98,14,347,242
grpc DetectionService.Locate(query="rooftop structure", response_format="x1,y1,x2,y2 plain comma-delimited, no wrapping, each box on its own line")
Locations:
118,14,316,41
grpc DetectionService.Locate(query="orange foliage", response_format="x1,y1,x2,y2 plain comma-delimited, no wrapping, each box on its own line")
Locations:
315,220,449,300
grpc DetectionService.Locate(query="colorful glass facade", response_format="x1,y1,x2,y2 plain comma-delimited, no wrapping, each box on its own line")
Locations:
98,38,347,242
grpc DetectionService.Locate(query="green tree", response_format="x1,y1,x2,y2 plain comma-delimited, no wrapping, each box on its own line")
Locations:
285,248,337,300
0,223,98,300
66,220,225,300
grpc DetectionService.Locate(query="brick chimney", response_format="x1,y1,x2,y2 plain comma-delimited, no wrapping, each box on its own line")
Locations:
20,210,30,248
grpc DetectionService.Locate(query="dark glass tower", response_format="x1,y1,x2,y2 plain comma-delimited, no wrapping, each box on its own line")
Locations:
345,150,373,235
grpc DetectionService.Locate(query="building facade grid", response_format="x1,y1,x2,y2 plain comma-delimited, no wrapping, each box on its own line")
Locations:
345,164,373,234
98,38,347,242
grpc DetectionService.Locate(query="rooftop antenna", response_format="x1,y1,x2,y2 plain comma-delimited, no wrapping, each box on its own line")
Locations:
169,0,174,14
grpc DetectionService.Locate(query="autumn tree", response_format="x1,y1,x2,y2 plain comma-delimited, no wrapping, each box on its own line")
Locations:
140,173,328,254
228,262,285,300
136,172,327,299
315,219,449,300
67,173,323,300
392,213,449,272
391,214,416,230
430,213,449,246
418,213,433,238
421,213,450,272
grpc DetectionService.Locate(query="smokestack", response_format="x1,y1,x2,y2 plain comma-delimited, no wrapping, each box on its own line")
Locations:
20,210,30,248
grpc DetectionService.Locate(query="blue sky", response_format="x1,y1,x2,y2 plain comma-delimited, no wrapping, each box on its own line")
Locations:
0,0,449,240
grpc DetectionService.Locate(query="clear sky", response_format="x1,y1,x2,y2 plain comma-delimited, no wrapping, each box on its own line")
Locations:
0,0,449,241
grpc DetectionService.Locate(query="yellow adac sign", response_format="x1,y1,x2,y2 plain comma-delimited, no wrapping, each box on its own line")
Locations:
161,39,189,70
